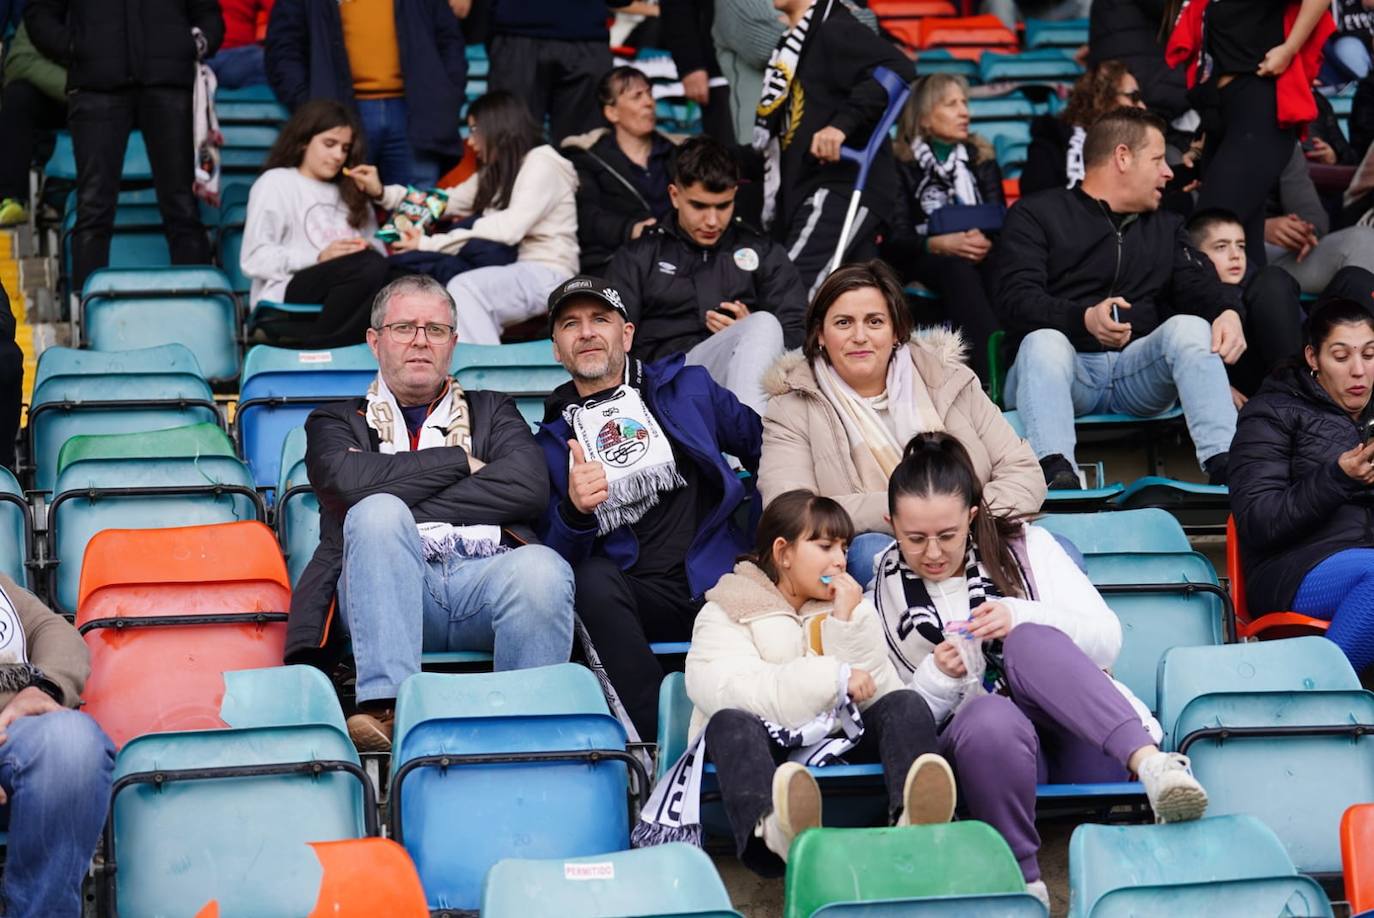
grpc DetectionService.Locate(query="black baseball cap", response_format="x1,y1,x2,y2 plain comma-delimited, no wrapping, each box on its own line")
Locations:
547,275,629,330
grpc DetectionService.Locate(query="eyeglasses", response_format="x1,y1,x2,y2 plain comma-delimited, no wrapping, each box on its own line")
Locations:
1119,90,1144,104
376,321,456,344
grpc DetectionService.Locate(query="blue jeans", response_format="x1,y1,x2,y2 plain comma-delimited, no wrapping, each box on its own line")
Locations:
206,45,267,90
1319,34,1373,86
848,532,896,590
338,494,575,703
1004,316,1237,470
355,98,444,189
0,710,113,917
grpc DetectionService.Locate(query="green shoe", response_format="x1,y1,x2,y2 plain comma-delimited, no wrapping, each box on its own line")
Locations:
0,199,26,227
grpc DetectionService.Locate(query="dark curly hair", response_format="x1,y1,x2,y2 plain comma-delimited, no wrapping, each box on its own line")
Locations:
1062,60,1135,129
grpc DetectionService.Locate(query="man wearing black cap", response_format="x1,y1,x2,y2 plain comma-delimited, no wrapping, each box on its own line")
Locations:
536,275,763,739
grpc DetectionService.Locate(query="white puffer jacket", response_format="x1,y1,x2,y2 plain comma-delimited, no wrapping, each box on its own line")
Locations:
684,561,911,743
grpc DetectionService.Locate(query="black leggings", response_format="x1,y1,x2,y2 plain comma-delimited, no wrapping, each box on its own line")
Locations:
265,249,396,349
705,690,938,877
907,248,999,379
1196,75,1298,268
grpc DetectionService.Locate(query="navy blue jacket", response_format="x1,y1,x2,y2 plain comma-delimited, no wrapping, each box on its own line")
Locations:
535,356,763,598
265,0,467,161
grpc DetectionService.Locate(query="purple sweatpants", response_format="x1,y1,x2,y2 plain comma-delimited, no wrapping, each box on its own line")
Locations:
938,623,1154,882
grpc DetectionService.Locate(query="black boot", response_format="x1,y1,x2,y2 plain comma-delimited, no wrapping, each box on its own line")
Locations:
1040,454,1082,491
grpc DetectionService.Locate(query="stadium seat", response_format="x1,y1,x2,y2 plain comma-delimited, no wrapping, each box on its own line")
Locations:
28,368,221,493
55,422,234,478
451,339,567,430
44,130,150,184
105,666,377,916
1068,815,1332,917
50,455,262,613
979,49,1084,84
910,15,1017,50
0,467,31,589
1225,515,1329,640
390,665,645,911
1002,405,1185,442
783,823,1040,918
1036,508,1191,554
218,201,250,297
1157,639,1374,874
80,267,242,384
76,522,290,748
1023,18,1089,48
870,0,959,17
1343,804,1374,916
61,207,171,287
237,344,378,494
33,341,203,389
214,86,290,126
1112,477,1229,534
913,49,982,80
275,426,320,586
482,843,742,918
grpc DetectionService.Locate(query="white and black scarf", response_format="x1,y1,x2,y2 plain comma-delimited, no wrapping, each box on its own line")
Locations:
1065,125,1087,188
0,583,34,694
562,358,686,536
632,664,863,849
753,0,832,229
364,374,505,561
911,139,981,234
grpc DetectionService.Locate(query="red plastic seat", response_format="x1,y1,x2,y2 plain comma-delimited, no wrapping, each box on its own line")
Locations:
77,522,290,748
1226,515,1329,641
1344,804,1374,915
916,14,1017,48
871,0,958,18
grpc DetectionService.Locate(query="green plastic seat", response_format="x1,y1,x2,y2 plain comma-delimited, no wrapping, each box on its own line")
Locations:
784,823,1030,918
56,423,234,477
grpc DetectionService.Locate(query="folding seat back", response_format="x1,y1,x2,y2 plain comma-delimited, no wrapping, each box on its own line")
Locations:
1024,17,1089,48
783,823,1032,918
913,14,1016,49
277,427,321,586
29,371,220,492
1343,804,1374,915
980,49,1084,83
56,422,233,478
108,667,375,917
81,267,241,383
214,84,290,124
1226,516,1329,639
45,130,151,183
1067,816,1330,918
51,456,261,613
0,467,30,588
482,844,741,918
1037,509,1190,554
218,203,250,296
33,342,203,389
305,839,429,917
391,666,641,911
451,340,568,431
238,344,378,492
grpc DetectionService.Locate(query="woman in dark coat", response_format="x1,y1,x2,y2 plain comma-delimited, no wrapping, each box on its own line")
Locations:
1230,296,1374,676
881,74,1004,379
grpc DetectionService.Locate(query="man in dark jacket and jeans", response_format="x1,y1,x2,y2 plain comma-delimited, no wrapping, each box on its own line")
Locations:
609,136,806,414
25,0,222,293
537,275,762,739
996,108,1246,489
288,275,574,752
265,0,467,187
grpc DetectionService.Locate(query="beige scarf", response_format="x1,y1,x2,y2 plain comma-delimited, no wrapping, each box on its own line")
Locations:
812,348,943,478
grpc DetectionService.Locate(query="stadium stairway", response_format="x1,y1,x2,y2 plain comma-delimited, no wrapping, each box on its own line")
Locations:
0,232,37,411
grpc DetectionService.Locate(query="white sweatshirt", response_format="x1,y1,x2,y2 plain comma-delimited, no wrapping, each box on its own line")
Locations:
378,144,580,277
240,167,382,307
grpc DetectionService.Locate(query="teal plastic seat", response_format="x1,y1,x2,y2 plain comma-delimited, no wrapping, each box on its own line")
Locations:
1003,406,1184,439
107,666,374,917
241,342,378,383
275,427,317,586
1024,17,1089,48
451,340,567,430
0,467,30,588
50,456,260,614
33,342,204,389
29,371,220,493
979,49,1084,83
1068,816,1332,918
481,843,742,917
45,130,150,183
81,267,241,383
1037,509,1191,554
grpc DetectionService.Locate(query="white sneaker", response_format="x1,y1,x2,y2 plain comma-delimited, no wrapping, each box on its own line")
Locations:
1026,880,1050,911
1137,751,1208,823
897,753,957,826
758,762,822,861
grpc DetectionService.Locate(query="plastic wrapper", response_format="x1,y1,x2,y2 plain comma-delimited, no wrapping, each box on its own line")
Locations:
376,185,449,244
943,620,987,713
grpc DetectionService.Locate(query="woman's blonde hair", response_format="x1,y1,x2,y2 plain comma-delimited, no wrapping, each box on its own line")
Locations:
895,73,972,163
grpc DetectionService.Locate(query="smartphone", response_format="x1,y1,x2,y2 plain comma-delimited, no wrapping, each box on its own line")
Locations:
1361,417,1374,445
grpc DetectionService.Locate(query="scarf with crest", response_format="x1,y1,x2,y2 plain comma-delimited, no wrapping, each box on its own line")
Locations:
910,140,981,234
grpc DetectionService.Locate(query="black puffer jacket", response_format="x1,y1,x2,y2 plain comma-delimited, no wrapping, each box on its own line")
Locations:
24,0,223,91
1087,0,1189,118
607,218,807,361
285,390,548,667
561,129,678,274
1230,364,1374,615
882,139,1005,267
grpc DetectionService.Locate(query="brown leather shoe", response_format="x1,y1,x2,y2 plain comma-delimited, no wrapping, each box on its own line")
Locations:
347,710,394,753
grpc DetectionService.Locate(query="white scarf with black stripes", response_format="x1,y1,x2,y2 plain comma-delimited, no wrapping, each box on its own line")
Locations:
0,582,34,695
1065,125,1087,188
910,139,981,234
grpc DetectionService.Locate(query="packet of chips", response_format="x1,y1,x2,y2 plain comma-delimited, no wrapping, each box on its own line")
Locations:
376,185,449,244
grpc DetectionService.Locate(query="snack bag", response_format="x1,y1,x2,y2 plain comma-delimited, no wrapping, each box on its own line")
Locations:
376,185,449,244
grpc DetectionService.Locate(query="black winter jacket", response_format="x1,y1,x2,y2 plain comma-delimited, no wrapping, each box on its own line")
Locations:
993,187,1243,354
265,0,468,160
25,0,223,91
285,389,548,666
1020,115,1077,196
1087,0,1189,118
1230,364,1374,615
883,140,1005,267
561,129,677,274
607,218,807,362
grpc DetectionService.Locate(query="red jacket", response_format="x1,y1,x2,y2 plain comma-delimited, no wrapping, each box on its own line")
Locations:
1166,0,1335,129
220,0,273,50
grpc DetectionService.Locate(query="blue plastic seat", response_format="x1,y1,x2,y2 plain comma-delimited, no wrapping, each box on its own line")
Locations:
979,49,1084,83
107,666,375,917
482,843,741,918
391,666,641,912
451,340,567,432
80,267,241,383
1036,509,1191,554
276,427,319,586
1023,18,1089,48
217,206,250,295
33,342,204,390
45,130,150,183
0,467,30,589
28,371,220,493
1156,639,1374,873
50,456,261,614
913,49,981,81
1068,815,1333,917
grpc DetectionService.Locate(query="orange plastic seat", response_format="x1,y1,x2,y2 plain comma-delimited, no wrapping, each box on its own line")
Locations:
1344,804,1374,914
871,0,958,17
1226,515,1329,641
917,14,1016,48
1002,176,1021,205
76,522,291,748
308,839,428,916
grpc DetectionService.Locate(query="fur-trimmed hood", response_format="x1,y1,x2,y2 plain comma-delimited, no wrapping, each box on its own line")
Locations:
761,325,969,399
559,126,687,153
703,560,834,624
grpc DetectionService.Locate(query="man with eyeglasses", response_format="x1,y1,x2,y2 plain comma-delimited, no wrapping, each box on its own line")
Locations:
285,274,575,752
